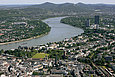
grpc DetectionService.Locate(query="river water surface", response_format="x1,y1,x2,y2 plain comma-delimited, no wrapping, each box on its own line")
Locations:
0,17,84,50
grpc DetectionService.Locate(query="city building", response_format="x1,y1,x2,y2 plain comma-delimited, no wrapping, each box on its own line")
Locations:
95,16,99,25
105,56,113,61
86,19,90,27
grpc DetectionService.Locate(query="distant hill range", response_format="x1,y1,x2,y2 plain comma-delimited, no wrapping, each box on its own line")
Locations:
30,2,115,14
1,2,115,16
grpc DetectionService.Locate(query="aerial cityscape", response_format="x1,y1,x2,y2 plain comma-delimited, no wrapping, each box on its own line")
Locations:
0,0,115,77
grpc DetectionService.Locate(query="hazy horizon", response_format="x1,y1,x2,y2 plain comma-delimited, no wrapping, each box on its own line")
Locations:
0,0,115,5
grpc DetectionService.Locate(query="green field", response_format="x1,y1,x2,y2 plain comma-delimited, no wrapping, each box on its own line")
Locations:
32,53,49,58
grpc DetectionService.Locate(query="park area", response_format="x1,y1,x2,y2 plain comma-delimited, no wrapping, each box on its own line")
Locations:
32,53,49,59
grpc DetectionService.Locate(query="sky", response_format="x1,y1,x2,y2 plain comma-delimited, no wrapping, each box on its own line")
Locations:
0,0,115,5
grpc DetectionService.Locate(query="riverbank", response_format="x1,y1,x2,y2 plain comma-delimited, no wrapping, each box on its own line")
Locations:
0,16,66,46
0,17,84,50
60,17,86,30
0,32,49,45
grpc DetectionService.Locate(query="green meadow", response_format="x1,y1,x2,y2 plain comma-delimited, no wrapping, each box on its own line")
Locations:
32,53,49,58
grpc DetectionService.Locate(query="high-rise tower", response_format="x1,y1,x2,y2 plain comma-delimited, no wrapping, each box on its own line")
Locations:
95,16,99,24
86,19,90,27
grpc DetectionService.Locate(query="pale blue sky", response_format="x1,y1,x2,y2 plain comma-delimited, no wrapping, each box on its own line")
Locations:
0,0,115,5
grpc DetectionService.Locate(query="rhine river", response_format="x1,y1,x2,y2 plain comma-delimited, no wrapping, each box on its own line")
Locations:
0,17,84,50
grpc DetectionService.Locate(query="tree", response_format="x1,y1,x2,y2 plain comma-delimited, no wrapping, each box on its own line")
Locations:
0,49,4,55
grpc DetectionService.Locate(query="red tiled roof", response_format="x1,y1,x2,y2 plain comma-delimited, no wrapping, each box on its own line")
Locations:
0,33,4,36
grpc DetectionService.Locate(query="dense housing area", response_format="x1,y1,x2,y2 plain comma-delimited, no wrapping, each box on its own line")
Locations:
0,20,51,43
0,2,115,77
